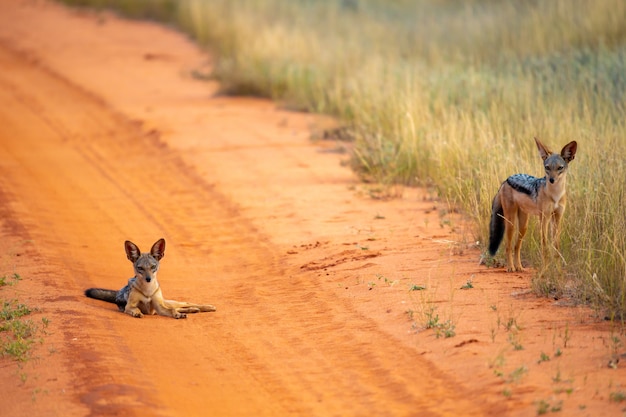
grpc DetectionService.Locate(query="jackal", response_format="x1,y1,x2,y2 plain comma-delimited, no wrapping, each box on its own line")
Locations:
488,138,578,272
85,238,216,318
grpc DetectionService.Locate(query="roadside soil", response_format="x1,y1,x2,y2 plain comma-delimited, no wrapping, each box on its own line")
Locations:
0,1,624,416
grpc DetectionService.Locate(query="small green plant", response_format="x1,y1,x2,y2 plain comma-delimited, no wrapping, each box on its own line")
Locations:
0,300,32,321
490,327,498,343
505,316,521,332
406,309,415,321
508,365,528,384
609,333,623,359
409,284,426,291
554,387,574,395
537,398,563,414
424,306,439,329
562,323,571,348
434,320,456,339
490,353,506,378
609,391,626,403
375,274,398,287
538,352,551,364
0,273,21,287
422,306,456,338
536,400,550,415
508,333,524,351
0,293,47,364
460,279,474,290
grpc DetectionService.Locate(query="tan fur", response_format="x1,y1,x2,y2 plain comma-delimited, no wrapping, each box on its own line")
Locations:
491,138,577,272
85,238,216,319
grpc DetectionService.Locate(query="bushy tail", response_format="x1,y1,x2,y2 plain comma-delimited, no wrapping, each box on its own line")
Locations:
488,192,505,256
85,288,117,304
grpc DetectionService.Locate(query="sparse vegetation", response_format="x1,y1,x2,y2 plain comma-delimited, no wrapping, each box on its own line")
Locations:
58,0,626,315
0,273,21,287
423,306,456,338
609,391,626,403
460,279,474,290
507,365,528,384
536,398,563,415
1,274,49,365
508,332,524,351
538,352,551,364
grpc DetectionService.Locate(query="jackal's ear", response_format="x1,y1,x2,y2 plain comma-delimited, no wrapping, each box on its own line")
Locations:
125,241,141,262
534,137,552,161
560,141,577,162
150,238,166,261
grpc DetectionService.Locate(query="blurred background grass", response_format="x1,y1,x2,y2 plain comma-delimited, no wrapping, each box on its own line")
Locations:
61,0,626,317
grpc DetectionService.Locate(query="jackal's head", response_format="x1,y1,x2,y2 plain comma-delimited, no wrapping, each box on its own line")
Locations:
125,238,165,283
534,138,578,185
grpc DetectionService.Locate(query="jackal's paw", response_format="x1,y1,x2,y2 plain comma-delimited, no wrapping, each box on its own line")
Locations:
128,311,143,318
174,312,187,319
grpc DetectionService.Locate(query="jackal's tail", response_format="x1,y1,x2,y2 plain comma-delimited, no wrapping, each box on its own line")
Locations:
488,191,505,256
85,288,117,304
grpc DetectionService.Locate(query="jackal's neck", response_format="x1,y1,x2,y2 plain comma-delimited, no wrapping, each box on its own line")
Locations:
543,173,567,203
131,275,160,298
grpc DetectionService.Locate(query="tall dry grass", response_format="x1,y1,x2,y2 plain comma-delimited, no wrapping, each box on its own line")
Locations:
61,0,626,317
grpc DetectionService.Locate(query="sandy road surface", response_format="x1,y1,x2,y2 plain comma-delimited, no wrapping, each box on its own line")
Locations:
0,1,625,416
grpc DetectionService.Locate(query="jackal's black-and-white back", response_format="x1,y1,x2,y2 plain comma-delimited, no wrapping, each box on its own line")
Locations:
487,138,578,271
505,174,546,201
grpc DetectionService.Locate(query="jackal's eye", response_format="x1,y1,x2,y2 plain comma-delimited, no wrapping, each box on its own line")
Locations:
557,166,564,171
151,265,157,271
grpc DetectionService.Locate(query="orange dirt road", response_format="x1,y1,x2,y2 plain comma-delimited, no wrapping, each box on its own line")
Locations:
0,1,624,416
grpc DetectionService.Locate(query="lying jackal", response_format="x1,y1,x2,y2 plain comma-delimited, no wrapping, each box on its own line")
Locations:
85,238,215,318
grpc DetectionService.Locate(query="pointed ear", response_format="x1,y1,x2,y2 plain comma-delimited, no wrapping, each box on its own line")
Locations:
534,137,552,161
560,141,577,162
125,241,141,262
150,238,166,261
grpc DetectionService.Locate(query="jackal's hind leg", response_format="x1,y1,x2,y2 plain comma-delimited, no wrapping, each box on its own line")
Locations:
165,300,216,314
513,210,529,272
503,210,518,272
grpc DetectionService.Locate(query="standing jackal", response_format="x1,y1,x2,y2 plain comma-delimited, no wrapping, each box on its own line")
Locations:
488,138,578,272
85,238,216,318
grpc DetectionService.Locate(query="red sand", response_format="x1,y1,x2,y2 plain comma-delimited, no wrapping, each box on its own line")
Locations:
0,1,623,416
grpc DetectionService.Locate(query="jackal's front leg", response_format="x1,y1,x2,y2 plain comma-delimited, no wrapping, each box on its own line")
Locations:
549,211,567,268
539,213,553,265
124,302,144,318
551,211,563,251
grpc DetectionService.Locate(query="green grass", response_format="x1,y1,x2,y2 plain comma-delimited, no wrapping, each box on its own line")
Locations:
1,274,48,364
59,0,626,317
0,299,47,363
0,272,21,287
